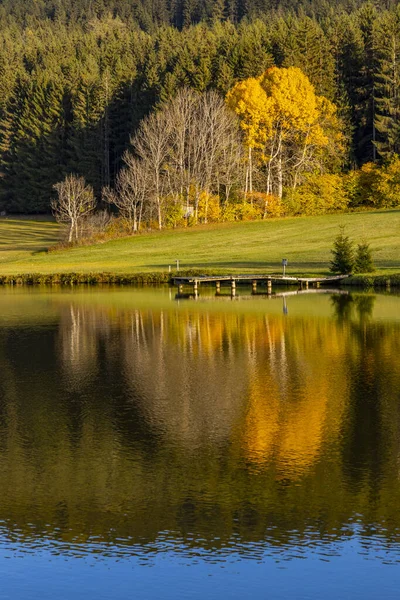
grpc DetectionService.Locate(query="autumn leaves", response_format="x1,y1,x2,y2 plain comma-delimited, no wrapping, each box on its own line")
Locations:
97,66,347,233
226,66,344,199
53,66,348,238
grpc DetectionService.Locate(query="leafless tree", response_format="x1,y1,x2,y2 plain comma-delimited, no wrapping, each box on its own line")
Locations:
195,90,244,221
111,88,243,229
132,109,172,230
52,174,96,242
80,209,113,239
216,127,245,203
103,153,148,233
165,89,199,214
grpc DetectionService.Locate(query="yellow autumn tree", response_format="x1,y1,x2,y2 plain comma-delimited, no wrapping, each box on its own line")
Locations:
226,66,344,198
225,78,271,193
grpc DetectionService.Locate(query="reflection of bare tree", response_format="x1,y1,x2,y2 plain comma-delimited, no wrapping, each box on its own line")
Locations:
122,310,249,447
58,304,101,390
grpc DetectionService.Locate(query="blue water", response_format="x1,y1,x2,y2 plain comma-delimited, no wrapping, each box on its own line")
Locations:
2,541,400,600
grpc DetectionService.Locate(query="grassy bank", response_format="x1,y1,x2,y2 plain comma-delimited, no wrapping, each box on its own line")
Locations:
0,210,399,280
0,271,398,288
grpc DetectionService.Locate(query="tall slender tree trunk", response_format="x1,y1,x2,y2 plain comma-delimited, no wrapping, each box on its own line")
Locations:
249,146,253,194
133,206,138,233
157,198,162,230
266,161,271,196
103,74,111,188
372,94,376,162
69,221,74,242
194,187,200,223
138,201,143,231
277,152,283,199
204,195,209,224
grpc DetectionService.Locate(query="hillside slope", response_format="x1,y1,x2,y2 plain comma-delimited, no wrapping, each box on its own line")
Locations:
0,210,399,276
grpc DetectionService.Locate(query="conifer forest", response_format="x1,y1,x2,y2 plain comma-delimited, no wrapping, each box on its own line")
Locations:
1,0,400,225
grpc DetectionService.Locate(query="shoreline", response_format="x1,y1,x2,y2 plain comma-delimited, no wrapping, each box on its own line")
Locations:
0,271,398,288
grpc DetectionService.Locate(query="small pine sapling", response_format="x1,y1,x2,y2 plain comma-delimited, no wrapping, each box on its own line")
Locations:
354,239,375,273
330,226,355,274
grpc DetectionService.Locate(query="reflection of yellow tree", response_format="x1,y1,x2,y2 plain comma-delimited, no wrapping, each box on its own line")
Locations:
241,320,349,479
242,375,280,465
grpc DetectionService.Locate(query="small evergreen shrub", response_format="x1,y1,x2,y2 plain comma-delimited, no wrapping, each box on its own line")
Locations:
330,226,355,274
354,240,375,273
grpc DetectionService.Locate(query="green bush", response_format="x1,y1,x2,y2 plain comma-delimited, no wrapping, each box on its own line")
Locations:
330,226,355,274
354,240,375,273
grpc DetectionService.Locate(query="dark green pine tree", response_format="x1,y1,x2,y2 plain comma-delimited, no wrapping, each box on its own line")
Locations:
0,73,67,212
182,0,196,27
27,76,69,211
374,8,400,158
330,226,355,274
326,12,362,167
354,240,375,273
68,74,108,197
270,15,336,99
0,76,26,211
207,0,225,23
225,0,238,23
171,0,185,29
233,21,274,81
355,2,378,163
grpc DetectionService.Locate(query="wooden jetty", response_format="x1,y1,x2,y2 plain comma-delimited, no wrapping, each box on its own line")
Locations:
173,274,349,297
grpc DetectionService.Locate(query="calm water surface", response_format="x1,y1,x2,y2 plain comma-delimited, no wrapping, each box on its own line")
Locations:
0,286,400,599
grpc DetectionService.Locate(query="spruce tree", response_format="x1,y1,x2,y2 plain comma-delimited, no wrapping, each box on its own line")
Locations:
327,12,363,164
356,2,378,162
354,240,375,273
374,8,400,158
330,226,355,274
270,15,336,100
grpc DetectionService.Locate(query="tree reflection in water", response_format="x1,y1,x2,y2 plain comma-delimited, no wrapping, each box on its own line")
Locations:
0,290,399,559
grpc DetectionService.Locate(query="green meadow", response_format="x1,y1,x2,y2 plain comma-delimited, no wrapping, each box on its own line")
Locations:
0,210,399,276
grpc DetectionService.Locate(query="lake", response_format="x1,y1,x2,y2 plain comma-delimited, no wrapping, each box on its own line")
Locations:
0,285,399,599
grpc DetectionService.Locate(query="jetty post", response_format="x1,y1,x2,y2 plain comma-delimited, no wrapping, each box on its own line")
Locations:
267,277,272,295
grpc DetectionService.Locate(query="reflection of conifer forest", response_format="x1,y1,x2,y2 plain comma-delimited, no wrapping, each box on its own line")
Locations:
3,0,400,219
0,291,399,555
